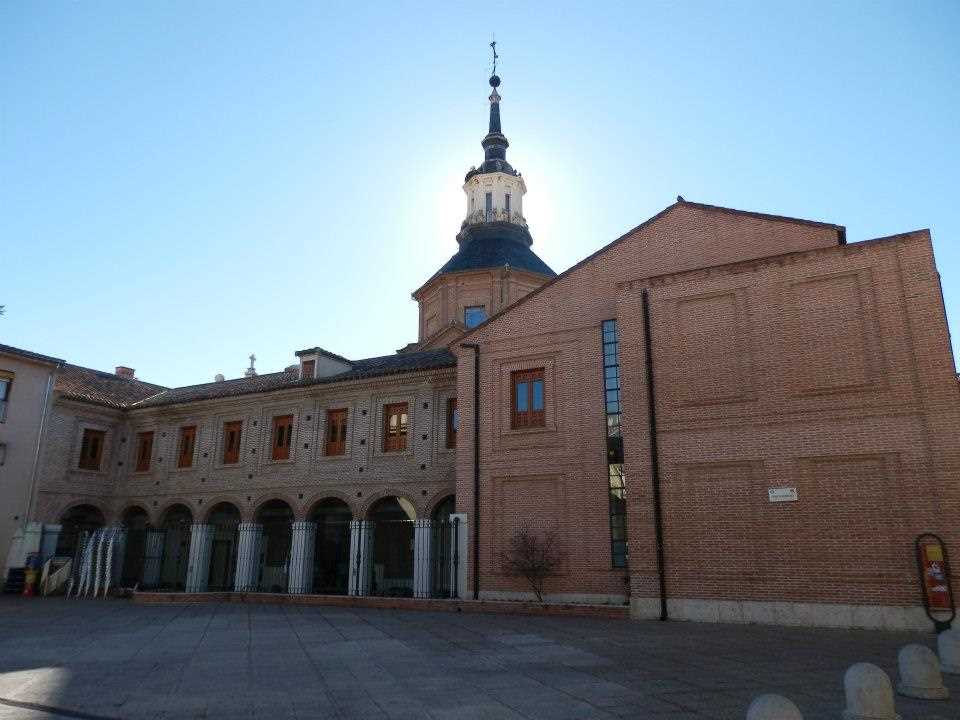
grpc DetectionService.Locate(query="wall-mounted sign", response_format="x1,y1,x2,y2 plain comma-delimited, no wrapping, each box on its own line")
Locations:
768,487,798,502
915,533,955,632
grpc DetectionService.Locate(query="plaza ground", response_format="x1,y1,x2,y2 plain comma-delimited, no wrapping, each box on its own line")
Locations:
0,598,957,719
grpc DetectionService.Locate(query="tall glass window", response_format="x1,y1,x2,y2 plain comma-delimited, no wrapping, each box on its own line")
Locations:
485,192,493,220
602,319,627,567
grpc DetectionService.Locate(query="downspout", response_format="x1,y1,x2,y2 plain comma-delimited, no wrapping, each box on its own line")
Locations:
641,289,668,621
460,342,481,600
25,362,62,523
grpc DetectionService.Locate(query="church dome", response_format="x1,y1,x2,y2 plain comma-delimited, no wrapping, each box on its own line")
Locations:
433,221,556,278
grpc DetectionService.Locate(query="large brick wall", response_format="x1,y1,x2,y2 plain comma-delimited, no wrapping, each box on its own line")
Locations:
35,368,458,525
455,201,959,627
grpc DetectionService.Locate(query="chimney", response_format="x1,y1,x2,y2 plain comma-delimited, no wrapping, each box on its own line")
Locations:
115,366,136,380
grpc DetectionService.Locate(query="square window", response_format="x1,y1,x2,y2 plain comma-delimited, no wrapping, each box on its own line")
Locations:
464,306,487,328
510,368,545,429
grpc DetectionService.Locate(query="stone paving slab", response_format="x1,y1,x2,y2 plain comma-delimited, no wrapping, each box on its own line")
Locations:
0,597,958,719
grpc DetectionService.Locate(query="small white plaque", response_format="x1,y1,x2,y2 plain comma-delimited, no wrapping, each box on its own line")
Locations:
768,487,798,503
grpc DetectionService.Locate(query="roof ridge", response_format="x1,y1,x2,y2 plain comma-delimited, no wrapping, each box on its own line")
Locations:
681,199,844,230
457,199,846,341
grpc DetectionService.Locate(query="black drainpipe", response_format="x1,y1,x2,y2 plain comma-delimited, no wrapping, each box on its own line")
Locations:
460,342,481,601
641,289,668,621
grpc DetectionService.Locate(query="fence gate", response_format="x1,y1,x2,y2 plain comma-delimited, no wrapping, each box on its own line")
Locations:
431,519,459,598
313,520,351,594
369,519,414,597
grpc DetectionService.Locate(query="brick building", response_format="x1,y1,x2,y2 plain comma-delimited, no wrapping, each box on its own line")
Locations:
6,70,958,629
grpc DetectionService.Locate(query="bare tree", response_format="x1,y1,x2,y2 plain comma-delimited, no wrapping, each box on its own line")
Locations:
501,528,564,603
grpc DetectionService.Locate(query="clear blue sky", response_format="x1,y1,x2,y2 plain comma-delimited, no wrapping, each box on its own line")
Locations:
3,2,958,387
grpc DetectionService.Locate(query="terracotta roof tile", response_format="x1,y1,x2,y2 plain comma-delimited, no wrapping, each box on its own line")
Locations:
132,349,455,409
56,365,167,409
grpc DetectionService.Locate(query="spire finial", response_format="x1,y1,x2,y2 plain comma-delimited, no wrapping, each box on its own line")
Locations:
490,37,498,76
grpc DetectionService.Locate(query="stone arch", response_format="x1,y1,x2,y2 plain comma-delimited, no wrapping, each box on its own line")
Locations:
251,491,303,521
304,491,358,519
360,490,418,520
201,496,247,523
429,492,457,522
119,503,153,526
54,500,106,527
156,498,196,524
424,489,456,520
55,502,106,557
204,500,243,524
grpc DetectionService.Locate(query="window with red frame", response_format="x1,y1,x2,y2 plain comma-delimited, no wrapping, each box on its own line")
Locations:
222,421,242,464
325,409,348,456
382,402,408,452
79,429,105,471
511,368,545,429
271,415,293,460
135,431,154,472
177,426,196,468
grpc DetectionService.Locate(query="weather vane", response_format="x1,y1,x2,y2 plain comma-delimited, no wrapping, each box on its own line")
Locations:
490,37,499,76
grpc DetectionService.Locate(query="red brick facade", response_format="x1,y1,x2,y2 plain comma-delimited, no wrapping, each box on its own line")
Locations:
455,200,959,629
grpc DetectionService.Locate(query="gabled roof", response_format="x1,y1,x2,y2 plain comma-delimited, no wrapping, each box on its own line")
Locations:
131,348,455,409
294,347,352,364
0,342,65,367
57,365,167,409
457,198,845,342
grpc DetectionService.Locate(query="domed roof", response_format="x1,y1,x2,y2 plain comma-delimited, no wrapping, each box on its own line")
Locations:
431,222,555,279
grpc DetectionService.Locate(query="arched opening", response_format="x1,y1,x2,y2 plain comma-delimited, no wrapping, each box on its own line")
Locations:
308,498,351,594
368,496,415,597
255,499,293,592
158,504,192,590
431,495,456,522
120,506,150,586
206,502,241,591
56,504,105,557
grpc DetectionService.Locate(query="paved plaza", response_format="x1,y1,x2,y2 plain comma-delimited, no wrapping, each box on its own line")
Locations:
0,598,957,719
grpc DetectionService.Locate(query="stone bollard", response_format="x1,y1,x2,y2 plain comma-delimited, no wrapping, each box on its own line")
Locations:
746,694,803,720
896,644,949,700
938,628,960,675
842,663,900,720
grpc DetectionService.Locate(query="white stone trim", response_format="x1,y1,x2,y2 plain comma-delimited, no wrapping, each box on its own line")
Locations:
629,597,934,631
